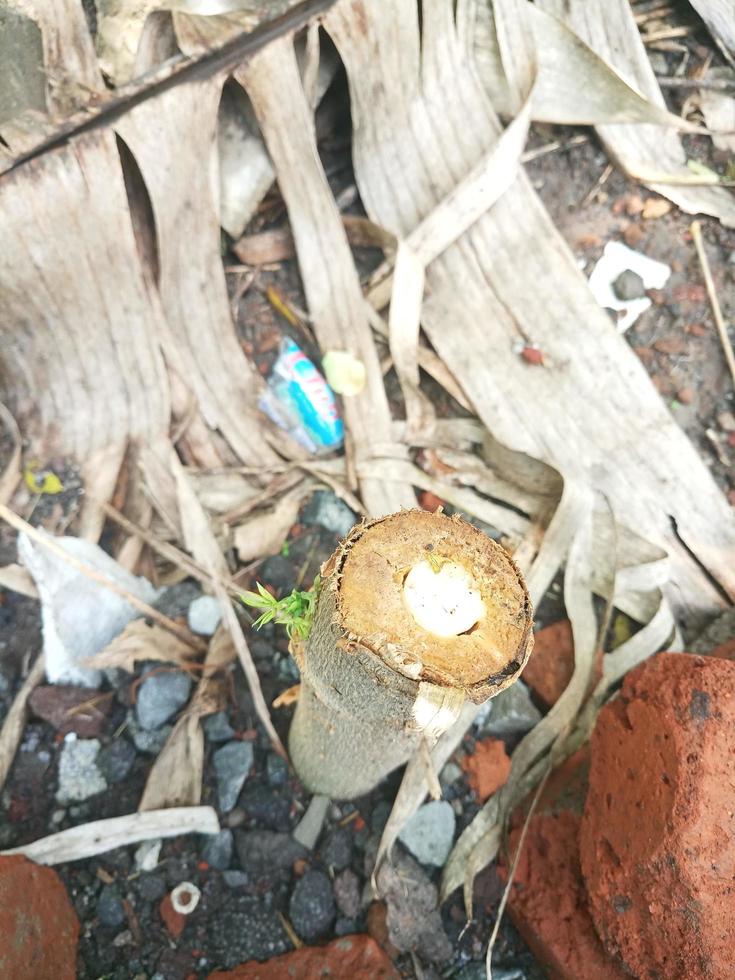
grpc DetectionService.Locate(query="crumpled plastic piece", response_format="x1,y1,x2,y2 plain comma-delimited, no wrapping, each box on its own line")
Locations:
19,530,160,687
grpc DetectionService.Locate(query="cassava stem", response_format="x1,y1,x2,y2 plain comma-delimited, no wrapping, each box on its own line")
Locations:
288,509,533,799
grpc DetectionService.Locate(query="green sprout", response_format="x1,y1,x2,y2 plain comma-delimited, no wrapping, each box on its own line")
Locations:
241,577,320,641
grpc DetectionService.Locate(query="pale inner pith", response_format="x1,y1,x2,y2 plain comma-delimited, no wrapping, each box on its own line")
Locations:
402,560,486,638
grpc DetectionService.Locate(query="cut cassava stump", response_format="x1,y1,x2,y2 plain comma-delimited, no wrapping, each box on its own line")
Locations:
289,509,533,799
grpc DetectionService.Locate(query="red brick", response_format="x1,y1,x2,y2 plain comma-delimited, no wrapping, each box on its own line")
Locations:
208,934,400,979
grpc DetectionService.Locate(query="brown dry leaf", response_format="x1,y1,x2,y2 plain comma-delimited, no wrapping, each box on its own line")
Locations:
0,131,171,540
471,0,698,128
699,69,735,154
239,36,415,517
326,0,735,625
0,656,45,794
233,483,314,563
0,806,220,864
138,712,204,811
0,563,39,598
86,620,198,671
688,0,735,67
535,0,735,224
115,81,280,469
233,215,395,265
273,683,300,708
0,402,21,506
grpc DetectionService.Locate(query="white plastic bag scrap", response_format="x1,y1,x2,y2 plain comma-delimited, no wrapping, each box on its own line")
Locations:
18,531,161,687
588,241,671,334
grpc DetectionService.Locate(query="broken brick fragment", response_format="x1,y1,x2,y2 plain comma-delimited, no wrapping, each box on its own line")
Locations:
522,619,574,707
580,652,735,980
207,934,400,978
461,738,511,803
0,855,79,980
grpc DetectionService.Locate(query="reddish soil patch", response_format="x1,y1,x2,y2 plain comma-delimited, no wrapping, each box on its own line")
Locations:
581,652,735,980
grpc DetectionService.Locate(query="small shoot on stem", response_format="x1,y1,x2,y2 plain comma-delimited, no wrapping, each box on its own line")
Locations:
241,577,320,641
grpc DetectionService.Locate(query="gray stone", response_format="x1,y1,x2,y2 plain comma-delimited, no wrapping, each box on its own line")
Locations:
96,885,125,928
376,849,452,963
320,828,352,871
334,917,356,936
203,711,235,743
214,740,254,812
289,869,336,942
333,868,360,919
56,737,107,804
210,898,291,968
136,670,192,730
97,739,136,784
222,870,248,889
398,800,455,867
612,269,646,301
691,608,735,653
187,595,222,636
477,680,541,736
134,874,166,902
440,761,462,787
266,751,289,787
131,722,172,755
153,580,201,620
202,829,233,871
235,830,307,880
301,490,357,539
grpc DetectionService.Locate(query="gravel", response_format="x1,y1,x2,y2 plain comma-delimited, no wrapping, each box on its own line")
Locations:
96,739,136,784
235,830,307,881
289,869,336,942
213,741,254,812
477,679,541,736
136,670,192,730
96,886,125,929
201,829,233,871
319,828,353,871
210,898,292,968
56,736,107,804
265,752,289,787
613,268,646,300
202,711,235,743
333,868,361,919
187,595,222,636
398,800,456,867
301,490,357,539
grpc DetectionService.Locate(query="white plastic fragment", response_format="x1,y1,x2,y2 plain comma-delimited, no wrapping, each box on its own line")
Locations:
587,241,671,334
322,350,367,396
135,837,162,872
171,881,201,915
18,531,161,686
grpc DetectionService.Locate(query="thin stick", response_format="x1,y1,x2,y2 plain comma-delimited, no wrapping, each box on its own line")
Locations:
656,75,735,92
101,501,242,600
0,655,45,794
690,221,735,390
0,504,206,653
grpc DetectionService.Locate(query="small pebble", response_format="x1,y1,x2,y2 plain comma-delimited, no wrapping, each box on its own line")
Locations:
320,828,352,871
333,868,360,919
398,800,456,867
203,712,235,743
135,838,162,872
214,741,254,813
613,269,646,301
289,869,336,942
222,870,248,889
440,762,462,786
135,874,166,902
478,680,541,736
97,885,125,929
187,595,222,636
677,388,694,405
301,490,357,539
97,739,136,784
266,752,289,787
202,830,233,871
136,671,192,730
334,917,356,936
56,737,107,804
